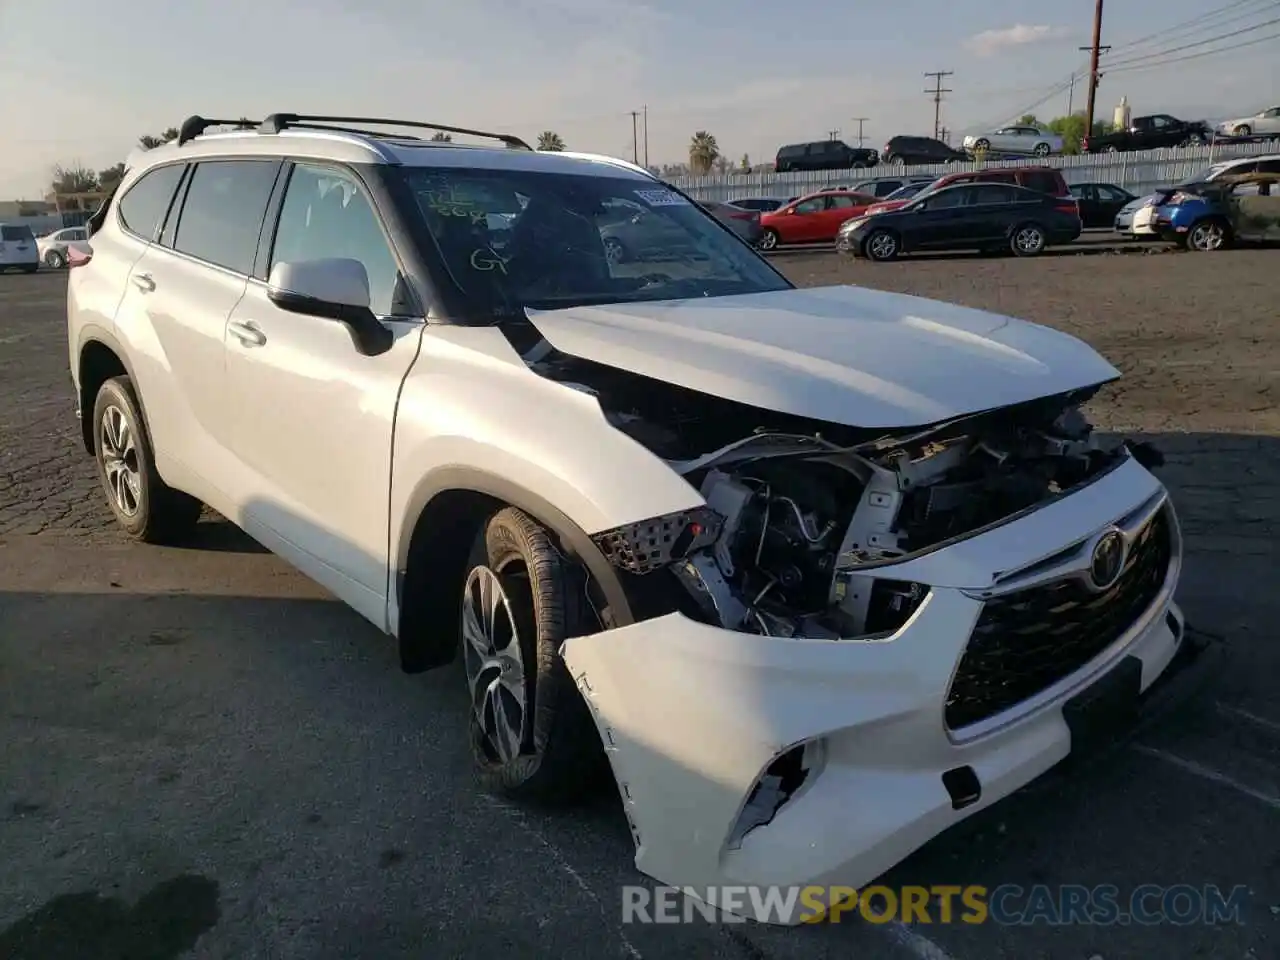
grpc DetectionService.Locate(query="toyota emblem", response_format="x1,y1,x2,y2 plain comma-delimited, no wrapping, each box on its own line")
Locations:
1088,529,1127,591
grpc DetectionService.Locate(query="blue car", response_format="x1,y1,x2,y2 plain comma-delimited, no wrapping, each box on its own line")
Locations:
1150,181,1233,251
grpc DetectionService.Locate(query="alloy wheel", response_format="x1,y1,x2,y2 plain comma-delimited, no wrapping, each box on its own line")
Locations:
1189,222,1225,251
603,237,624,264
867,231,897,260
100,405,141,517
462,565,530,764
758,229,778,251
1015,226,1045,254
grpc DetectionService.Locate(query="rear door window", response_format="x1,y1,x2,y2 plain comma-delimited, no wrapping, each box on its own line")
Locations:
117,163,186,241
172,160,280,274
972,185,1020,204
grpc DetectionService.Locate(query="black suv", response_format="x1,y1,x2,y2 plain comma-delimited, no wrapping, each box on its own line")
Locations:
775,140,878,173
882,136,968,166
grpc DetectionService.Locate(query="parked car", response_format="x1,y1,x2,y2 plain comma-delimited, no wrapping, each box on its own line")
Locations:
36,226,92,269
847,175,936,199
0,223,40,273
1068,183,1137,229
774,140,878,173
1114,153,1280,238
727,196,788,212
1081,114,1211,153
68,111,1187,926
881,136,968,165
862,166,1071,216
838,182,1081,260
698,200,764,246
758,190,880,249
1215,106,1280,138
1152,172,1280,251
880,180,937,203
599,197,703,264
962,125,1063,158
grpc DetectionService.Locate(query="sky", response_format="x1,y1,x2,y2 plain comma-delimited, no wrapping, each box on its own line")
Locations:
1,0,1277,196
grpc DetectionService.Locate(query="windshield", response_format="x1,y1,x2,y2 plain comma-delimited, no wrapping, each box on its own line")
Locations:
401,168,791,320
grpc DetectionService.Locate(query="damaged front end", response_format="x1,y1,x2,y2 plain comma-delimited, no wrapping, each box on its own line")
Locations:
530,350,1182,924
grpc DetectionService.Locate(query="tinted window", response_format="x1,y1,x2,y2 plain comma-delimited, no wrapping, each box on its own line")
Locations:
778,146,803,158
271,163,406,317
1,225,34,241
401,168,789,319
1097,185,1128,201
1256,160,1280,174
173,161,278,273
117,163,186,240
1020,171,1062,195
874,181,903,196
921,189,967,210
794,198,825,214
972,185,1020,204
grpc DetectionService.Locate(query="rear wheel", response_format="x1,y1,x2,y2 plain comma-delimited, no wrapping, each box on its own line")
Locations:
462,507,606,804
92,376,201,543
44,250,65,269
1011,223,1047,257
1033,142,1051,157
973,138,990,151
758,228,780,251
602,236,626,264
1186,218,1230,251
1233,124,1251,136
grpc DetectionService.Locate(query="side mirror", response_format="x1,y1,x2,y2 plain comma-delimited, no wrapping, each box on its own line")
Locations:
267,258,394,357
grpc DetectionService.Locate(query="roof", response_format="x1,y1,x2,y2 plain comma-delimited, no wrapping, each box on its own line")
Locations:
123,115,657,184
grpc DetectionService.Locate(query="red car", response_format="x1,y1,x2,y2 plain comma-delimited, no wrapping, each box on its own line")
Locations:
863,167,1072,217
758,190,879,249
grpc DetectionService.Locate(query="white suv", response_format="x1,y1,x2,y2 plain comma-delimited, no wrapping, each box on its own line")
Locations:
68,113,1187,923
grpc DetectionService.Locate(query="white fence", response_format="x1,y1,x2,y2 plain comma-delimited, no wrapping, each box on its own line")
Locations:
666,141,1279,202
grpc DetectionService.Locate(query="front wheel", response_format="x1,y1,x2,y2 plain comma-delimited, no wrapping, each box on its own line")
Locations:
1233,125,1251,136
44,250,65,269
973,139,990,152
863,228,899,261
1186,218,1230,251
462,507,606,804
92,376,201,542
1033,142,1051,157
1011,223,1047,257
757,228,780,251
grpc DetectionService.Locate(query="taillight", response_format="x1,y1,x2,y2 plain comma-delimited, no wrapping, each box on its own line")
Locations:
1054,202,1078,215
1080,137,1089,150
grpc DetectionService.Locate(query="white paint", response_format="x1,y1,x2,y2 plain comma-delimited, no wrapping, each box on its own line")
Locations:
484,797,644,959
1132,744,1280,811
1217,702,1280,737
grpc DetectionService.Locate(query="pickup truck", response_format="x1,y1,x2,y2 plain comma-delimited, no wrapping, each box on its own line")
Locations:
1082,114,1211,153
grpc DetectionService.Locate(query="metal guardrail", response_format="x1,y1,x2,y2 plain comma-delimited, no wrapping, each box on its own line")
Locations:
666,140,1280,202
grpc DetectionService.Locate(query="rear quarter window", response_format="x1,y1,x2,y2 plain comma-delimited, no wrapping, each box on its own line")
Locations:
118,163,187,241
1021,171,1064,194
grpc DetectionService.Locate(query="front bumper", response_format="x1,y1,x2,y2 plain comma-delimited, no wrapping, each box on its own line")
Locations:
563,455,1184,924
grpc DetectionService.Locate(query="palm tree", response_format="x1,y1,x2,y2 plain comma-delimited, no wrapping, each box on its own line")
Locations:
688,131,719,175
431,132,453,142
97,163,127,192
537,131,566,152
51,164,99,195
138,128,180,150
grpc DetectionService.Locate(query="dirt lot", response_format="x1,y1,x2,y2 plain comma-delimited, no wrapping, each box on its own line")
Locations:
2,251,1278,960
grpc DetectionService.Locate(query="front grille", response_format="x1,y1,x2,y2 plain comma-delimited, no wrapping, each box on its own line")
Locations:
946,507,1173,731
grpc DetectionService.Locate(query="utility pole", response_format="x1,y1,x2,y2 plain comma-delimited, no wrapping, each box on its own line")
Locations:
924,71,953,140
642,105,649,167
629,110,639,164
851,117,869,146
828,129,840,141
1080,0,1111,138
1067,73,1076,117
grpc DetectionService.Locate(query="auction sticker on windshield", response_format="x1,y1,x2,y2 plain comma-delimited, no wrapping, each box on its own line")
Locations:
635,188,689,206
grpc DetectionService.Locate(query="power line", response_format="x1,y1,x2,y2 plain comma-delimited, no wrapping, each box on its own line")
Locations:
1105,0,1274,53
1105,27,1280,72
924,70,953,140
1102,14,1280,67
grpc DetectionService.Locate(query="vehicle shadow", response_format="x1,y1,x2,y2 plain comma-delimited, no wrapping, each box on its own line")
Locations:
3,430,1276,958
179,514,270,553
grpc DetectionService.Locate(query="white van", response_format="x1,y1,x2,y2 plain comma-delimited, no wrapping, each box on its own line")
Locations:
0,223,40,273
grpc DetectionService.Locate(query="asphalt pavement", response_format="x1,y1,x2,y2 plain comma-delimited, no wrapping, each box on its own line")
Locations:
2,255,1278,960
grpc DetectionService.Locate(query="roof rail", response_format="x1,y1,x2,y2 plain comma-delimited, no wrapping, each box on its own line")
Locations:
177,115,260,146
257,114,532,151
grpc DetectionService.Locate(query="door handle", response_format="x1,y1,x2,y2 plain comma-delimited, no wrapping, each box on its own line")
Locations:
228,320,266,347
131,273,156,293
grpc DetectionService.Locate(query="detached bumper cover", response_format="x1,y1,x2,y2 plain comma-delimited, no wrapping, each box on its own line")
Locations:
562,456,1184,924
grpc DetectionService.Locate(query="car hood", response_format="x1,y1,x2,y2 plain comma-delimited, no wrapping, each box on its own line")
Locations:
525,285,1119,429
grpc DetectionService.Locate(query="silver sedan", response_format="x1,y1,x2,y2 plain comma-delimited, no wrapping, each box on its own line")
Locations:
962,125,1063,158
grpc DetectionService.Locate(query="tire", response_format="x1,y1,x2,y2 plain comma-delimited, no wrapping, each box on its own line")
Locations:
92,376,202,543
1033,142,1051,157
758,228,780,251
974,139,990,151
1104,144,1119,153
44,249,65,269
886,154,903,165
1011,222,1047,257
863,228,899,262
1186,218,1231,252
1233,125,1251,136
602,236,626,265
462,507,606,804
